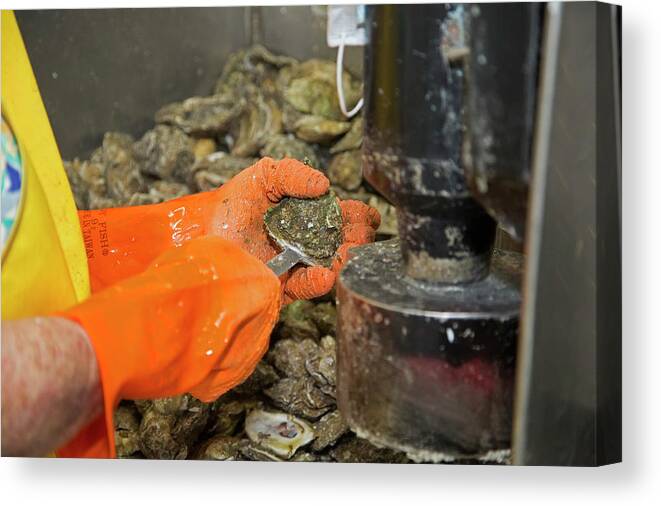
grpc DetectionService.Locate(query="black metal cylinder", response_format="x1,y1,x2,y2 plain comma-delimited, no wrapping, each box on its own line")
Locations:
362,3,496,283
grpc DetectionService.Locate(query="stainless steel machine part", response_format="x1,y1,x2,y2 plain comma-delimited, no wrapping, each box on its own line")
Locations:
512,1,622,466
336,4,523,461
338,240,521,462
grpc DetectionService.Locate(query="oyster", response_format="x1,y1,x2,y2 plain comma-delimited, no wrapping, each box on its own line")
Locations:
155,94,243,136
90,132,145,204
230,88,282,157
267,338,321,379
244,409,315,459
329,436,411,464
133,125,195,182
305,335,337,396
207,398,251,436
277,300,321,342
291,452,319,462
260,133,319,167
138,409,187,460
281,101,305,134
311,410,349,452
263,192,342,268
309,302,337,336
332,185,399,237
282,59,362,121
150,395,188,416
330,116,363,154
63,158,107,210
231,361,280,397
126,193,161,206
191,152,257,191
150,180,191,200
193,435,242,461
114,403,141,458
137,394,211,459
367,194,398,236
87,193,118,210
193,138,217,161
169,395,211,447
328,150,363,191
294,115,351,144
214,44,298,97
264,377,335,420
239,440,284,462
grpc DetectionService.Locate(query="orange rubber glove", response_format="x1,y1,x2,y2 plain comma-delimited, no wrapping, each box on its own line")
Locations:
57,236,281,458
79,157,380,303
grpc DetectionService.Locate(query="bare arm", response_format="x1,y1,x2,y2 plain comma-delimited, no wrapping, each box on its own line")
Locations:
1,317,103,457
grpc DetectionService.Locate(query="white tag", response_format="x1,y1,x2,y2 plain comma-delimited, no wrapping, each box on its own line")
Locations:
327,5,367,47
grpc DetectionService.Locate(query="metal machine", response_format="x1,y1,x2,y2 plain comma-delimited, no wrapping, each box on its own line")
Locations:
16,2,621,466
337,2,621,465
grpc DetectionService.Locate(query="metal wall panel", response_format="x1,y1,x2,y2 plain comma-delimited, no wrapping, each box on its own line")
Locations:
15,6,359,160
513,2,621,466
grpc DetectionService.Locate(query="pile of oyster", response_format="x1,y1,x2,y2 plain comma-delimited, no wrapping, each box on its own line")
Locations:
64,44,397,236
113,299,409,463
65,45,406,462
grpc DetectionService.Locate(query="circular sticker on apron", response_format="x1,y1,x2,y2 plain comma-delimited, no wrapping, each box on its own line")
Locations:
1,116,24,256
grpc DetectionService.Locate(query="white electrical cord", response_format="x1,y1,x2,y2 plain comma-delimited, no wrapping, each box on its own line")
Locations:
336,34,364,118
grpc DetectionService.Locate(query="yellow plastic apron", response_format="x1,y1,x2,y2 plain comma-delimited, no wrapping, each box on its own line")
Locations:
2,10,90,319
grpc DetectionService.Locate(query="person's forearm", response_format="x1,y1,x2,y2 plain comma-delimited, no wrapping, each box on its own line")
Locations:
1,317,103,456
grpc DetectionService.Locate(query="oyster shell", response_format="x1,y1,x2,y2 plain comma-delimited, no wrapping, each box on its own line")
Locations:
137,394,211,459
169,395,211,447
63,158,107,210
151,180,191,200
230,88,282,157
244,409,315,459
231,361,280,397
264,377,335,420
329,436,411,464
260,133,319,167
133,125,195,182
150,395,189,416
327,149,363,191
193,138,217,161
114,403,141,458
263,192,342,268
191,152,257,191
267,338,321,379
128,180,191,206
193,435,242,461
277,300,321,341
207,398,250,436
305,335,337,395
215,44,298,97
281,101,304,134
138,409,187,460
91,132,145,204
281,59,361,121
155,94,243,136
294,115,351,144
239,440,284,462
332,185,399,237
330,116,363,154
309,302,337,336
311,410,349,452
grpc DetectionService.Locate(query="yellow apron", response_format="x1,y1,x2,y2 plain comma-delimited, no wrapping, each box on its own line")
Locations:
2,10,90,319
